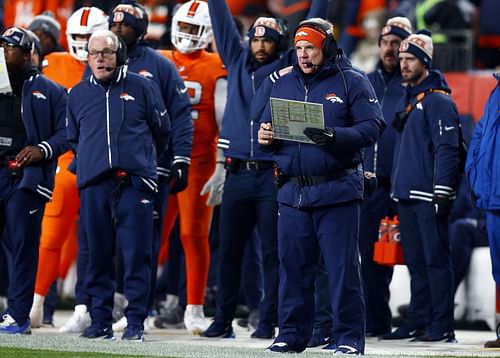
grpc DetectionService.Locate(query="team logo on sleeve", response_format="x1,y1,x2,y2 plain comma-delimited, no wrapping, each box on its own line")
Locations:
120,92,135,101
32,90,47,100
138,70,153,79
325,93,344,104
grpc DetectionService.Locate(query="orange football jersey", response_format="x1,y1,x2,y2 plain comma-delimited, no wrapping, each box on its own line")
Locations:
42,52,86,89
159,49,227,159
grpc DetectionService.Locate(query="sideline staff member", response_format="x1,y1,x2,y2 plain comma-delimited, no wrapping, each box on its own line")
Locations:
258,18,383,355
0,26,68,334
66,30,171,341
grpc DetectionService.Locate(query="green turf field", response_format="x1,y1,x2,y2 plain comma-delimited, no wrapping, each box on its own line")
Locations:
0,347,174,358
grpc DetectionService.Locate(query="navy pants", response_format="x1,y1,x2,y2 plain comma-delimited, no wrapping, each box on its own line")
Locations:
359,184,393,335
487,211,500,285
398,200,454,335
216,167,279,328
0,172,45,325
276,200,365,353
75,219,90,306
312,256,333,333
80,177,154,327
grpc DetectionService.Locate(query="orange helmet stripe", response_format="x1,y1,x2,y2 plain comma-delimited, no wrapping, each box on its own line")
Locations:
80,8,91,26
187,1,200,17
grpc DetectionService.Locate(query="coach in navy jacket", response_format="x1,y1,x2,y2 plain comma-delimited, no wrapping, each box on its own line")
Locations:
108,0,193,321
390,32,460,343
0,27,67,334
259,18,383,354
67,30,170,341
362,17,412,338
202,0,328,340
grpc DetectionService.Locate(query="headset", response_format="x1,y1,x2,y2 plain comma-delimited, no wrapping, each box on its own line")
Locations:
115,37,128,66
247,18,289,52
294,19,337,60
85,33,128,67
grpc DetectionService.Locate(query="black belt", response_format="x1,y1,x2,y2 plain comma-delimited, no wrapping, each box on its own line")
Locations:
289,168,356,186
238,160,274,171
101,168,132,185
0,156,18,167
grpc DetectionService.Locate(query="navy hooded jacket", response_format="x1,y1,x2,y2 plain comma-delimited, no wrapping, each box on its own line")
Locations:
16,72,68,201
391,70,461,202
466,73,500,211
67,67,171,190
260,58,384,207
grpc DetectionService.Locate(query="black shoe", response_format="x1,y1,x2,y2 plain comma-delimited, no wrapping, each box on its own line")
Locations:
307,328,334,347
236,317,248,328
411,331,457,343
154,305,185,329
122,324,144,341
366,330,390,337
250,325,275,339
201,319,235,338
333,345,361,355
266,341,302,353
80,323,114,340
236,308,259,330
379,325,425,340
485,337,500,348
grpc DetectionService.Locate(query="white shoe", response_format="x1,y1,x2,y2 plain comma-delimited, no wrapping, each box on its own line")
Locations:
29,294,45,328
0,295,8,313
184,304,207,335
59,304,91,333
143,316,154,334
112,316,127,332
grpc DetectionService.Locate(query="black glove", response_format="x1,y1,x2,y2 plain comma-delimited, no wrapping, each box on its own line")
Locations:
303,127,336,147
168,162,190,194
388,199,399,217
433,195,451,218
363,172,377,197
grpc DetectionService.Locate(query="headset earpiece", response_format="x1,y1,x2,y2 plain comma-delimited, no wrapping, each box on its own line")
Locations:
115,37,127,66
276,18,289,52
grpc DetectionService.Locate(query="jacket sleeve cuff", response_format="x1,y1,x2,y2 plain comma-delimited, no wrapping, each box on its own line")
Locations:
434,185,453,197
37,142,50,159
173,156,191,165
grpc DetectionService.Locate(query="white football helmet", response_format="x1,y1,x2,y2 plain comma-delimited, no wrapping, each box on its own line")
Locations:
171,0,213,53
66,7,108,61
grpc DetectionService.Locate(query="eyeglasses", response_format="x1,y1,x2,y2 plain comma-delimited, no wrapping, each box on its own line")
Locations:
88,48,116,59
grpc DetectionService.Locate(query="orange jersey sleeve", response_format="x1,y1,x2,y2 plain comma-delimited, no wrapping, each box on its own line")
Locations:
159,50,227,159
42,52,86,89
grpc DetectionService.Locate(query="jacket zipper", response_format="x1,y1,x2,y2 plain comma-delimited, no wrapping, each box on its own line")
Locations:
106,89,112,168
296,86,309,208
250,71,256,158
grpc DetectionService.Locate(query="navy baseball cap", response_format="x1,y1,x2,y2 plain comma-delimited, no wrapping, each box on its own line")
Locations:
1,27,34,50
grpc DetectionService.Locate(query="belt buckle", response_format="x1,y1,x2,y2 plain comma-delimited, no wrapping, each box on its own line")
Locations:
245,161,258,170
297,176,312,186
116,169,128,178
7,159,17,169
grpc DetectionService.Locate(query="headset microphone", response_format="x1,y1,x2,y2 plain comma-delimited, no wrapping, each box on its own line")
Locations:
304,63,319,68
104,67,115,72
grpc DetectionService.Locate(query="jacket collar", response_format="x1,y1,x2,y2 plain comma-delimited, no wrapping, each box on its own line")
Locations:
89,66,128,86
